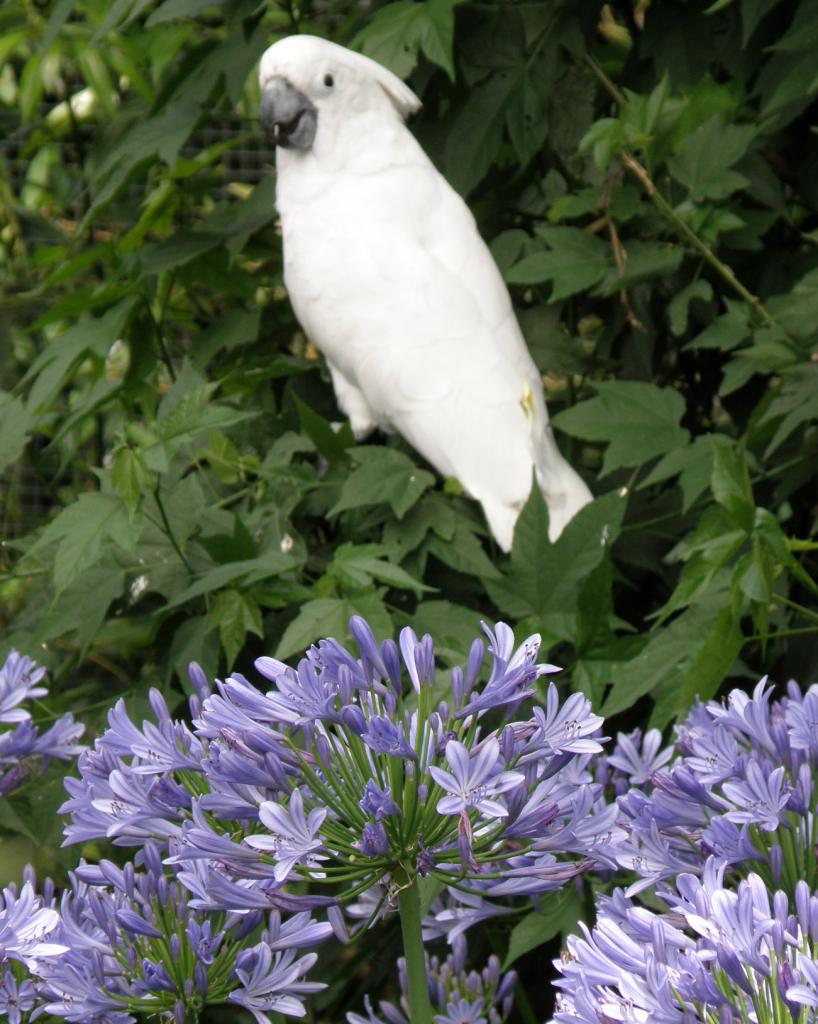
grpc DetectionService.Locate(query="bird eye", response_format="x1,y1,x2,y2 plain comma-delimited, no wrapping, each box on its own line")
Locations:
323,73,334,88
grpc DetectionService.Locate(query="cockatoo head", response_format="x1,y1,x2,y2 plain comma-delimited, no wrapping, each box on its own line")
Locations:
258,35,421,152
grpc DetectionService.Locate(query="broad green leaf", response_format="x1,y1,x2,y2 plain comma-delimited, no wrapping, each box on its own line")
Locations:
331,447,434,520
765,267,818,341
0,393,32,475
410,601,483,661
668,279,714,336
293,395,354,464
110,447,152,515
34,565,125,654
444,71,519,195
208,588,263,668
668,115,755,200
354,0,460,79
426,521,501,579
137,231,223,278
761,364,818,455
639,435,714,512
551,381,689,476
506,227,609,300
503,889,582,969
579,117,626,170
275,598,353,660
382,494,456,558
649,603,743,728
146,0,220,25
602,593,738,717
709,435,754,531
685,303,750,350
143,384,258,471
194,309,261,367
596,240,683,294
26,492,142,593
168,615,220,687
163,550,301,610
329,543,433,593
24,297,137,413
486,486,625,622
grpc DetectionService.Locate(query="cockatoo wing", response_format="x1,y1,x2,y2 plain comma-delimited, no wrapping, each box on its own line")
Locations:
281,153,583,548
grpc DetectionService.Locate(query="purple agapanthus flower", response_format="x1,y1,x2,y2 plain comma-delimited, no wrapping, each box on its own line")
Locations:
0,650,84,798
245,790,328,882
551,857,818,1024
430,740,524,817
610,676,818,896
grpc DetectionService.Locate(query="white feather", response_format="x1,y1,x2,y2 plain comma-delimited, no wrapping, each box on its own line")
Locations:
260,35,592,550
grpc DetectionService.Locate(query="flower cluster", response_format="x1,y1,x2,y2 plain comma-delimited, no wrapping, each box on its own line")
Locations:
40,617,623,1022
31,846,329,1024
0,650,84,798
0,874,68,1024
348,936,516,1024
551,856,818,1023
614,678,818,896
180,618,619,930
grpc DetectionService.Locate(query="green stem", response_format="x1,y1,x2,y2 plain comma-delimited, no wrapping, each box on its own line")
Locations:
620,151,777,328
396,873,434,1024
583,54,784,335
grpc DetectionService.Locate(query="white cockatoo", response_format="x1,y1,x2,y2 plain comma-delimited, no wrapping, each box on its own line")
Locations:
258,35,591,550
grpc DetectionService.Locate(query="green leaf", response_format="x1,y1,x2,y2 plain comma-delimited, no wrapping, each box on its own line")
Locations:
426,521,501,579
143,383,258,471
503,889,582,969
146,0,220,25
596,240,683,294
639,435,714,512
444,71,519,195
208,588,263,668
579,117,626,170
0,393,32,475
765,267,818,341
506,227,609,300
685,303,751,350
354,0,460,79
329,543,433,593
486,486,626,622
668,115,755,200
761,364,818,455
26,492,142,593
668,280,714,336
24,298,137,413
34,565,125,654
551,381,690,476
331,447,435,519
293,394,354,464
601,593,739,718
110,447,153,515
382,493,456,558
709,435,754,532
163,550,301,610
275,598,353,660
648,603,743,728
410,601,483,661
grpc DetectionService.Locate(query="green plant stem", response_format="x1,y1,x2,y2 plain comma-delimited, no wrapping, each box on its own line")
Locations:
396,873,434,1024
583,54,783,334
153,484,193,573
747,625,818,642
619,151,777,329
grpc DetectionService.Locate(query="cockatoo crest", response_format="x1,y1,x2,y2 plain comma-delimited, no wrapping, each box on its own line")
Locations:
259,35,421,121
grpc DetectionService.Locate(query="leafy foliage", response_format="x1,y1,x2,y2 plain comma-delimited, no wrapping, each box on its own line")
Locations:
1,0,818,1018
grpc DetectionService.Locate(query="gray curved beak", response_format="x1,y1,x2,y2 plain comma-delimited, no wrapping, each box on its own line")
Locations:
260,77,317,150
